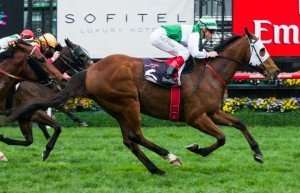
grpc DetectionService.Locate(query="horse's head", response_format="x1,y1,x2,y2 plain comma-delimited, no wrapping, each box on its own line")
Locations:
65,39,93,67
244,28,280,80
53,39,93,76
0,40,66,98
15,39,66,82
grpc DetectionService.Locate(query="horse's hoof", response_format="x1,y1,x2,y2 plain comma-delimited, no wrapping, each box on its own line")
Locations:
186,143,198,152
79,122,88,127
42,151,50,161
253,153,264,164
0,151,8,162
170,158,181,166
152,169,165,176
165,153,181,166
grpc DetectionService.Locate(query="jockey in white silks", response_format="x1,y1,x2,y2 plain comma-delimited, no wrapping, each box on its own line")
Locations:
150,16,219,85
0,34,20,53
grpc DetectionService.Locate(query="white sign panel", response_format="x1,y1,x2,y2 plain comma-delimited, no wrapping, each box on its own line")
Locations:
57,0,194,58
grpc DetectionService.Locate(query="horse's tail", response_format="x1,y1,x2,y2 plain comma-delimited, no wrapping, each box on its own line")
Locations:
4,71,88,124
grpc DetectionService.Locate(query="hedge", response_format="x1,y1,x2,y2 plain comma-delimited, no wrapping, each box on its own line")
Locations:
0,110,298,128
52,110,299,127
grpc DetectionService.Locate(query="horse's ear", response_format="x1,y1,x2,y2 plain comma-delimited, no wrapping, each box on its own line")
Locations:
55,43,63,51
245,27,251,38
65,38,75,48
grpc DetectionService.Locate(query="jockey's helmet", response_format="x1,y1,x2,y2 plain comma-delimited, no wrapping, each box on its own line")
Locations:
20,29,35,39
199,16,218,30
38,33,58,48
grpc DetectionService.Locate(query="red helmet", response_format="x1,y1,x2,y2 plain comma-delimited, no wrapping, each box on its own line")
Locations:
20,29,35,39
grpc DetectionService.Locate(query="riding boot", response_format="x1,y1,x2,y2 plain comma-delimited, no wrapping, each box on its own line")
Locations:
162,66,178,85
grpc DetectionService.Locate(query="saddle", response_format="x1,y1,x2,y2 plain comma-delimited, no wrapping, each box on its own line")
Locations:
142,57,195,88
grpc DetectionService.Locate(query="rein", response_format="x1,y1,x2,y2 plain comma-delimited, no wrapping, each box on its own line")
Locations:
192,55,246,92
0,68,22,80
216,55,246,66
57,54,79,74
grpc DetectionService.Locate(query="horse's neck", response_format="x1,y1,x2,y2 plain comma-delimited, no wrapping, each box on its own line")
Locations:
209,37,249,85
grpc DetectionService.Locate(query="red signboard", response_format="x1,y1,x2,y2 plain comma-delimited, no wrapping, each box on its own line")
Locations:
233,0,300,57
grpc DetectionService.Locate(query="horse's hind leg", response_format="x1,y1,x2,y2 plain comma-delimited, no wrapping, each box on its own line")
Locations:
0,120,33,146
31,110,61,161
121,101,181,166
186,113,226,157
115,114,165,175
210,110,263,163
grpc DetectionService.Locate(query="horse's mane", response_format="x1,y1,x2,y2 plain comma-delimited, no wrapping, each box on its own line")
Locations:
17,39,32,46
0,47,15,62
213,35,242,52
0,39,34,62
55,43,63,51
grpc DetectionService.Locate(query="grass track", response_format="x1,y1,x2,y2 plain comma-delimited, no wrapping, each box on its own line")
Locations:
0,126,299,193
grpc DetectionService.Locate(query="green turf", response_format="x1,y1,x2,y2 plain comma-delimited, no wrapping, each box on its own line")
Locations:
0,126,299,193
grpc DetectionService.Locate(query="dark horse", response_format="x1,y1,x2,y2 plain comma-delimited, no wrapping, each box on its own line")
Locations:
0,39,92,142
0,39,66,101
5,29,280,175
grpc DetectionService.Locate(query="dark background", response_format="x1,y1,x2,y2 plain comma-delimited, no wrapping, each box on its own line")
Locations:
0,0,24,37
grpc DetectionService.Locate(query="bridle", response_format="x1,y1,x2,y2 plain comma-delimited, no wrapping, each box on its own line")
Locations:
56,44,92,75
193,35,269,91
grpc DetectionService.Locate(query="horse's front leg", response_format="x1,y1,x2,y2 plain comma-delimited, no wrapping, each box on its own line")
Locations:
186,113,226,157
0,120,33,146
210,110,264,163
56,105,88,127
37,123,51,140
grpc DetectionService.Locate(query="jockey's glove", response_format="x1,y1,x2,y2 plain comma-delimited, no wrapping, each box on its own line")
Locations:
208,51,218,58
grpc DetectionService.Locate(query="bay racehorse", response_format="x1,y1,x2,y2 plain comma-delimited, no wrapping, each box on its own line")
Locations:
0,39,92,153
0,39,66,102
5,29,280,175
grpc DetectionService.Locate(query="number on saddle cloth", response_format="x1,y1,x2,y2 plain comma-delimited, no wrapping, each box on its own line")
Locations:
142,57,194,88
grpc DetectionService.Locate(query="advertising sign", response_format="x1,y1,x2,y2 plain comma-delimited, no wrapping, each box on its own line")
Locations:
233,0,300,57
0,0,24,37
57,0,194,58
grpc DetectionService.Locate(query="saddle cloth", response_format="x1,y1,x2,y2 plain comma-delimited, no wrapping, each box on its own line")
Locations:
142,58,187,88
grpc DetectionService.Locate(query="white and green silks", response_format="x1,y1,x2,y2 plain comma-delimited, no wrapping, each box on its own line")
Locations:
0,34,21,53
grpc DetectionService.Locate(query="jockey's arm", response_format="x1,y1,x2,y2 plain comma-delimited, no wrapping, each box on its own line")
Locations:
48,51,60,63
187,32,209,59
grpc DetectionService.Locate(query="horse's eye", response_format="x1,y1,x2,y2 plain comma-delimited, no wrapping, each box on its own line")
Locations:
38,57,46,63
79,53,86,60
259,48,265,57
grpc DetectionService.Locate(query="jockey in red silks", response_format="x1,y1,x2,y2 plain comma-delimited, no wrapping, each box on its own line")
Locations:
20,29,35,40
20,31,59,64
150,16,219,85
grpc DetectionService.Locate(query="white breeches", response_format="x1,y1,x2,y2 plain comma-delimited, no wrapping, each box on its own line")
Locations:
149,27,190,61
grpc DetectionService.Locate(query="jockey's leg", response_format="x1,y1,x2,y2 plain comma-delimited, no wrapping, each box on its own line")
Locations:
150,27,190,61
162,56,184,85
150,27,190,85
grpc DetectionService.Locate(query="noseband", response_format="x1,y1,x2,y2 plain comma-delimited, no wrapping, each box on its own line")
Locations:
56,45,91,74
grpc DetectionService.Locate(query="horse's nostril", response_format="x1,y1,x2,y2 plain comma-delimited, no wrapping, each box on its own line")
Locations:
275,70,280,78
